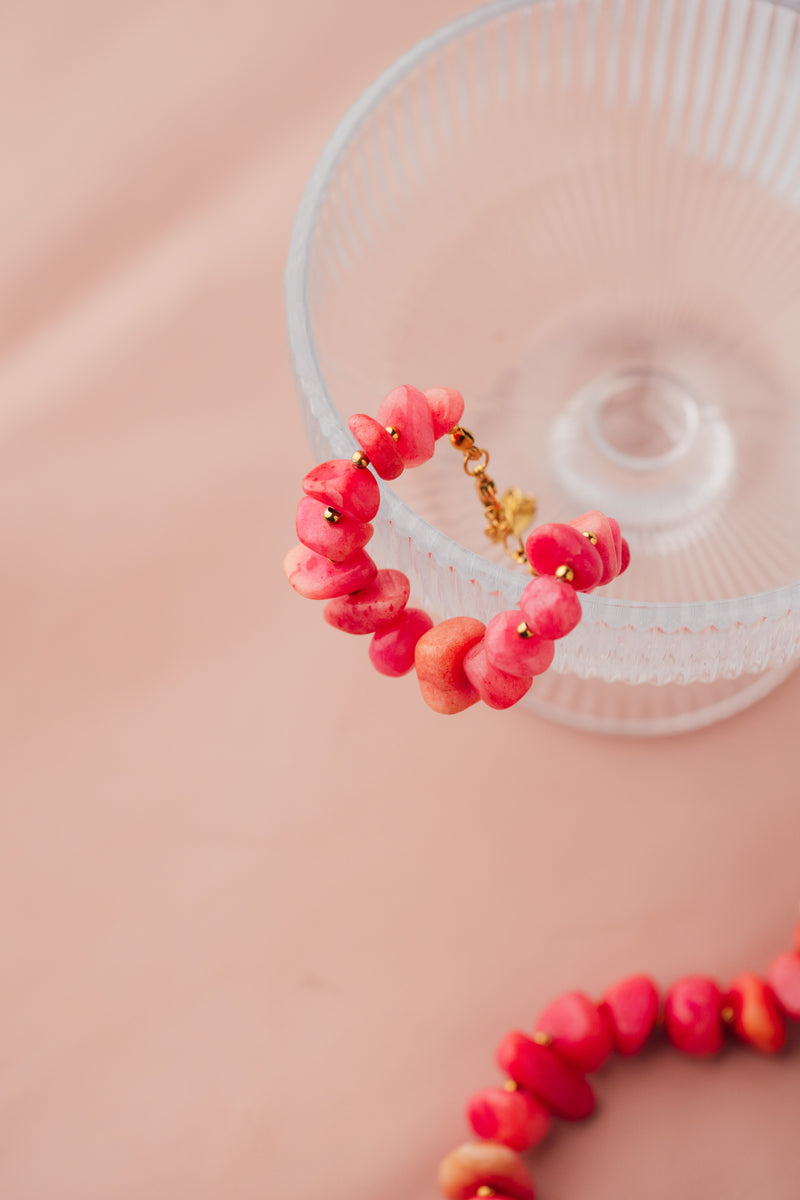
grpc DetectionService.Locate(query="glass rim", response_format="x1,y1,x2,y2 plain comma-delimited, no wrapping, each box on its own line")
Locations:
284,0,800,634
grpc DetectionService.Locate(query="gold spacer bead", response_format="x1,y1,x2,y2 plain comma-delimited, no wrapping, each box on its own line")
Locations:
517,621,534,639
351,450,370,469
532,1030,553,1047
555,564,575,583
512,548,528,565
503,1079,519,1092
476,1190,496,1198
449,425,475,452
385,426,400,442
721,1005,735,1025
323,506,342,525
581,530,598,545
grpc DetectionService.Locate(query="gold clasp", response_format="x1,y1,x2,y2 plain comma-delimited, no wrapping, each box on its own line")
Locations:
449,427,536,569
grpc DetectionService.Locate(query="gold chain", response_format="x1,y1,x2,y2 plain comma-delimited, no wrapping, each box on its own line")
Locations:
449,427,537,570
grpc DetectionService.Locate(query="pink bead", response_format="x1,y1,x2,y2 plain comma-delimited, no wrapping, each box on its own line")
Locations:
618,538,631,576
519,576,582,640
438,1142,535,1200
525,524,604,591
467,1086,551,1152
295,497,373,563
767,951,800,1020
347,413,404,481
282,544,376,600
424,386,465,439
534,991,612,1073
377,385,435,467
725,972,786,1054
463,642,533,710
568,511,619,585
664,976,724,1056
323,569,410,634
415,617,485,714
607,516,623,563
302,459,380,522
483,611,556,678
369,608,433,676
496,1030,595,1121
600,974,660,1056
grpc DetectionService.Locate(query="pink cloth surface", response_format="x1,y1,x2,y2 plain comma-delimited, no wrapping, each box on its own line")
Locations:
1,3,799,1198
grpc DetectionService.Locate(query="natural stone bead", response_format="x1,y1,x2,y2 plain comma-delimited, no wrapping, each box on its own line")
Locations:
483,611,556,678
519,576,582,641
568,510,619,584
377,384,435,467
323,569,410,634
619,538,631,575
496,1030,595,1121
525,524,604,591
438,1141,535,1200
302,458,380,522
664,976,724,1056
600,974,660,1056
534,991,613,1073
295,497,373,563
347,413,404,480
368,608,433,676
463,641,533,710
282,544,376,600
725,972,786,1054
423,386,465,439
767,951,800,1020
415,617,485,714
466,1085,551,1152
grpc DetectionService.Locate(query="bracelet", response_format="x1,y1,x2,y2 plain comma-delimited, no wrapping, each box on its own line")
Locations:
284,385,630,714
438,923,800,1199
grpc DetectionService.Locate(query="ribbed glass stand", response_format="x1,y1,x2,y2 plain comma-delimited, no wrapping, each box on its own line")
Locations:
285,0,800,735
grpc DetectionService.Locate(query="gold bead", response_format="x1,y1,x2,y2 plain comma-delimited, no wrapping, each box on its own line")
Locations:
517,621,533,639
555,565,575,583
581,530,598,545
323,506,342,525
449,426,475,452
503,1079,519,1092
721,1005,735,1025
512,548,528,565
532,1030,553,1047
351,450,370,469
385,425,400,442
476,1190,496,1198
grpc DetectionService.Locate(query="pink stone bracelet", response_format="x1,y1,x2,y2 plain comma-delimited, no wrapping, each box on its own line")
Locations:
438,921,800,1199
284,385,630,714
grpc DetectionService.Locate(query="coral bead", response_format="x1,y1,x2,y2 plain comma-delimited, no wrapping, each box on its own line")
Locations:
725,972,786,1054
368,608,433,677
568,511,619,585
618,538,631,576
534,991,612,1073
664,976,724,1056
496,1030,595,1121
525,524,604,591
483,611,556,678
302,459,380,522
323,569,410,634
295,497,373,563
438,1142,535,1200
467,1086,551,1152
415,617,485,714
600,975,660,1056
519,576,582,640
282,544,377,600
377,384,435,467
767,951,800,1020
424,386,465,439
607,516,623,562
347,413,404,481
463,642,533,710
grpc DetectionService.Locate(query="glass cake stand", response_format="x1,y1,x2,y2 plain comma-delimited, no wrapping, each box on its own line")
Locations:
285,0,800,734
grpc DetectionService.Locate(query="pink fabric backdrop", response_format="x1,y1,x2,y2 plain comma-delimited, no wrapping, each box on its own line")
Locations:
1,2,798,1197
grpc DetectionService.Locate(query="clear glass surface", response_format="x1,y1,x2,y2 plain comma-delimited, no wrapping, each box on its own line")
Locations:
285,0,800,734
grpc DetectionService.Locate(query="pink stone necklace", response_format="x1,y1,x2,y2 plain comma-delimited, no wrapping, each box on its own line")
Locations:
283,384,629,713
